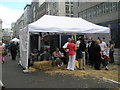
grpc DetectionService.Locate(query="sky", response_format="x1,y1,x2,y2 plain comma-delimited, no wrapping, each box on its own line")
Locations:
0,1,31,28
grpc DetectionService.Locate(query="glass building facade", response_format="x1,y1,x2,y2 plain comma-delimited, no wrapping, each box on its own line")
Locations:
78,2,118,19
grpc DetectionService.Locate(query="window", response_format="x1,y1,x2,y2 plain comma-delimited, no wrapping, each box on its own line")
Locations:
33,7,36,21
65,2,69,4
109,2,113,12
96,5,99,16
78,12,82,17
66,15,69,17
82,10,87,19
53,2,58,14
71,15,74,17
71,2,73,4
104,2,109,13
87,9,91,18
98,5,103,15
71,6,73,13
93,6,97,17
66,5,69,13
112,2,117,11
103,3,105,14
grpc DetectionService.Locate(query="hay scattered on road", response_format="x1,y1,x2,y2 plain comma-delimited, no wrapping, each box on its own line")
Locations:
45,64,119,82
30,61,119,82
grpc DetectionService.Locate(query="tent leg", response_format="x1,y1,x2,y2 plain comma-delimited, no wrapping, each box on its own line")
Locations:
59,34,61,48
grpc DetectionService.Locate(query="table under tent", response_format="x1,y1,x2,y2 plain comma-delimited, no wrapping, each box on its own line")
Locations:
19,15,110,69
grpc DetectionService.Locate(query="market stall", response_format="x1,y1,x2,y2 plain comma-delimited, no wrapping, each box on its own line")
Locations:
19,15,110,69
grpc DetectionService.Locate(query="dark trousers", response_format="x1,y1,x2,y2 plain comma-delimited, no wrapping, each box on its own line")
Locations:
88,50,94,66
63,52,69,65
11,51,17,60
60,57,67,65
89,54,94,66
94,58,101,70
109,50,114,63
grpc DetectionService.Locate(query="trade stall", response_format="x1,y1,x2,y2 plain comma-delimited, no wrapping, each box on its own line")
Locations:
19,15,110,69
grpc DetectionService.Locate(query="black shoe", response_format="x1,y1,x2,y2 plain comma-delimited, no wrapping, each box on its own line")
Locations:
95,68,101,70
105,68,109,70
82,68,85,70
2,61,4,63
1,85,5,90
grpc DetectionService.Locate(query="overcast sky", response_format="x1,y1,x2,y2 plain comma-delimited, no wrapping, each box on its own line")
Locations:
0,1,31,28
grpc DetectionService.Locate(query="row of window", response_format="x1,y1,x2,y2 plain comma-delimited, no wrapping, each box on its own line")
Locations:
66,14,74,17
78,2,118,19
65,2,73,4
65,5,73,14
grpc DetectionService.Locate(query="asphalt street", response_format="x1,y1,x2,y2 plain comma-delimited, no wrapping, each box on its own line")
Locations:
2,53,119,89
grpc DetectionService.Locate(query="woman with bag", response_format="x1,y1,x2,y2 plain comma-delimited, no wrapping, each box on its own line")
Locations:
0,41,6,63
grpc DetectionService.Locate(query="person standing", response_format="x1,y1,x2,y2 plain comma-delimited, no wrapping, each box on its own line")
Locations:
94,40,101,70
62,38,71,64
76,37,81,61
66,38,76,71
78,38,86,70
10,41,18,60
101,44,110,70
99,38,107,52
109,39,115,63
87,37,95,66
0,42,6,63
99,38,107,68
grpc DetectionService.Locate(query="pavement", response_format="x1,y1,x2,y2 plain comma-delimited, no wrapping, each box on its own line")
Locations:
2,49,120,88
114,49,120,65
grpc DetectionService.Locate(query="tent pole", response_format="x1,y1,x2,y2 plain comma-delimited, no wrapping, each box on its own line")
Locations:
38,35,41,51
26,29,30,69
59,34,61,48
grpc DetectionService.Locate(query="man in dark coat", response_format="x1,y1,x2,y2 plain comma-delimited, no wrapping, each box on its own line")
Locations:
94,40,101,70
10,41,18,60
87,37,95,66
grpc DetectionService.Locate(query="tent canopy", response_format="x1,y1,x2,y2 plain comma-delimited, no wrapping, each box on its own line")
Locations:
28,15,110,33
19,15,110,69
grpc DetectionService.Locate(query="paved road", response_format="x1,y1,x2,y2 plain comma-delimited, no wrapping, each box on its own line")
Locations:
114,49,120,65
2,55,119,88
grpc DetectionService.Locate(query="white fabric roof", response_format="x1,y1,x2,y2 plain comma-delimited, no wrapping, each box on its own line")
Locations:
19,15,110,69
28,15,110,33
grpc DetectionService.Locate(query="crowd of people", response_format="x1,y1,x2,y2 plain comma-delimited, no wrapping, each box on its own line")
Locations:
0,36,115,89
0,41,19,64
0,36,115,71
49,36,115,71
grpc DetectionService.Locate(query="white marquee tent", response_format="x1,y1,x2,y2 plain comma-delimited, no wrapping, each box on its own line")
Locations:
19,15,110,69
